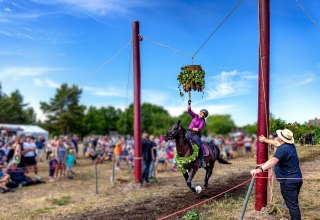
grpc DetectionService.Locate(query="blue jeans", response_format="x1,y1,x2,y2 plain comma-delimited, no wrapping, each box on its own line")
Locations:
149,159,156,178
142,160,152,182
280,181,303,220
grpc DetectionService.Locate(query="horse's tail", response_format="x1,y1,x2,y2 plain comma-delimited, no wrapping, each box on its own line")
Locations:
211,142,231,165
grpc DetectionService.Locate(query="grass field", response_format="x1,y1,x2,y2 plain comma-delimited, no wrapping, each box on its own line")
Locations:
0,145,319,220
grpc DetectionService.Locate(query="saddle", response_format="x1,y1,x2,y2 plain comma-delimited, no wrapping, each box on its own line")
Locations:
188,139,210,157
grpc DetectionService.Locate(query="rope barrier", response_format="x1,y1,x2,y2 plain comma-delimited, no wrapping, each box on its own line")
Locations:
158,178,252,220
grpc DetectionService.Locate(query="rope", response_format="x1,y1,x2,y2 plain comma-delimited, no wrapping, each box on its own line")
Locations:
158,178,252,220
295,0,320,30
191,0,244,60
123,43,133,135
143,37,193,59
42,40,131,115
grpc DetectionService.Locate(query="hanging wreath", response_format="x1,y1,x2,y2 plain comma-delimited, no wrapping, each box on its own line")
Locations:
177,65,205,98
174,145,199,174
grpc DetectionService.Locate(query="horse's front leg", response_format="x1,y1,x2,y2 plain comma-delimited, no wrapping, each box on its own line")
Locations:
186,168,197,192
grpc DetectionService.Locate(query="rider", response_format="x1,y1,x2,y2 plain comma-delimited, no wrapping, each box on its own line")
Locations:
186,100,209,168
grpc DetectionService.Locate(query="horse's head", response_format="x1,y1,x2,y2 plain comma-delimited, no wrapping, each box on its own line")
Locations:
164,120,183,141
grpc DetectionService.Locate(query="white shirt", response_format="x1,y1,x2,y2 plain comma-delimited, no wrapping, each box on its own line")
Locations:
23,142,36,157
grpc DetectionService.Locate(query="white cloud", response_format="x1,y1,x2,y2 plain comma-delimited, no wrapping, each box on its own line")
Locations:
0,67,62,79
31,0,150,16
33,78,60,89
83,86,129,98
292,73,316,87
206,70,256,100
4,8,11,12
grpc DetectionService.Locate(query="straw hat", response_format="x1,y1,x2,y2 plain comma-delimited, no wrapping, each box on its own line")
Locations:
276,129,294,144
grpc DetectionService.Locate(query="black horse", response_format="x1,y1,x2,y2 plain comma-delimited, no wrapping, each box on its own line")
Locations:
164,120,231,192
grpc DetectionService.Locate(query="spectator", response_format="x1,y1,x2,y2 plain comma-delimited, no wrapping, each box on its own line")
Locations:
166,145,176,171
156,144,167,171
142,130,153,183
66,149,76,179
0,136,5,149
250,129,303,220
48,153,57,182
114,139,123,168
0,146,7,166
55,140,67,179
244,135,253,157
236,136,244,157
87,141,97,164
82,137,90,158
0,167,14,193
148,135,158,179
19,134,40,180
71,134,79,157
35,136,45,162
6,162,38,188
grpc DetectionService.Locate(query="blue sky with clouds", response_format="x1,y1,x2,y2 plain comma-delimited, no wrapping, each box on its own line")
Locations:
0,0,319,126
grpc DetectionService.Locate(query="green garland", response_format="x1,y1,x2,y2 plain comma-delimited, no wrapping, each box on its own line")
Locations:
174,145,199,174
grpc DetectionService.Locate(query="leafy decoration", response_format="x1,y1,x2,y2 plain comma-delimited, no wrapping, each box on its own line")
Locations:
177,65,205,98
174,145,199,174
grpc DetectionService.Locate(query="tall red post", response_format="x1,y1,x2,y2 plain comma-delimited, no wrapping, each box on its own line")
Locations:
132,20,142,183
256,0,270,211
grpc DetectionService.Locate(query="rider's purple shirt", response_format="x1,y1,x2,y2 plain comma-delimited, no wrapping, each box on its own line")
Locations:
188,108,205,132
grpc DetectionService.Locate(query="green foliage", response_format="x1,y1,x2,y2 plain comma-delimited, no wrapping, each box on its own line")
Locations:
177,65,205,98
206,114,236,135
174,145,199,174
182,210,202,220
242,123,257,135
40,84,85,135
0,84,36,124
46,196,71,206
269,113,287,135
141,103,173,136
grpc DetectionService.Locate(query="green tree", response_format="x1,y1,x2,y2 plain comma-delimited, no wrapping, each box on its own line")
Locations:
40,84,85,135
0,87,36,124
206,114,236,135
141,103,173,136
117,103,173,136
269,113,287,135
242,123,257,135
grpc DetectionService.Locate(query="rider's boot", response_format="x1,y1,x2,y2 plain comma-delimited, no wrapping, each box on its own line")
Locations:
198,146,206,168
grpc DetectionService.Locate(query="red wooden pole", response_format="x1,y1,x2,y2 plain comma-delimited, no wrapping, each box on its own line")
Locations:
256,0,270,211
132,20,142,183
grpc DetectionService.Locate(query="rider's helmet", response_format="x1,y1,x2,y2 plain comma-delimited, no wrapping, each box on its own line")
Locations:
200,109,209,118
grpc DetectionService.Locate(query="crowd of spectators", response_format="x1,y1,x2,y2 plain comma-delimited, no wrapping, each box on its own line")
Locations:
4,128,311,192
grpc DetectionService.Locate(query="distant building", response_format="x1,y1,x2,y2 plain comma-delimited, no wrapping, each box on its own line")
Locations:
307,118,320,126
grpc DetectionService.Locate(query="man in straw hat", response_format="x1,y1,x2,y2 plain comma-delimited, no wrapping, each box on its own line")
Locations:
250,128,303,220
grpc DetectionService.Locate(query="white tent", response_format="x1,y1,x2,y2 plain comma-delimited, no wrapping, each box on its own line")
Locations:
0,124,49,141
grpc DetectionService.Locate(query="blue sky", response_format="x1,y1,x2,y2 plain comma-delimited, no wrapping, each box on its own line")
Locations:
0,0,319,126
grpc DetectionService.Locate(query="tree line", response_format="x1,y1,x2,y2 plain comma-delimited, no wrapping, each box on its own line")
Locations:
0,83,319,142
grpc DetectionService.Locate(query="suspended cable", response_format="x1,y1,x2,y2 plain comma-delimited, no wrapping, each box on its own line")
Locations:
295,0,320,30
123,43,133,135
192,0,244,60
43,40,131,115
143,36,193,59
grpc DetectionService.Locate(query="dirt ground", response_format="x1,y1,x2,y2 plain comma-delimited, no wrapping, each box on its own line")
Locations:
1,146,319,220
